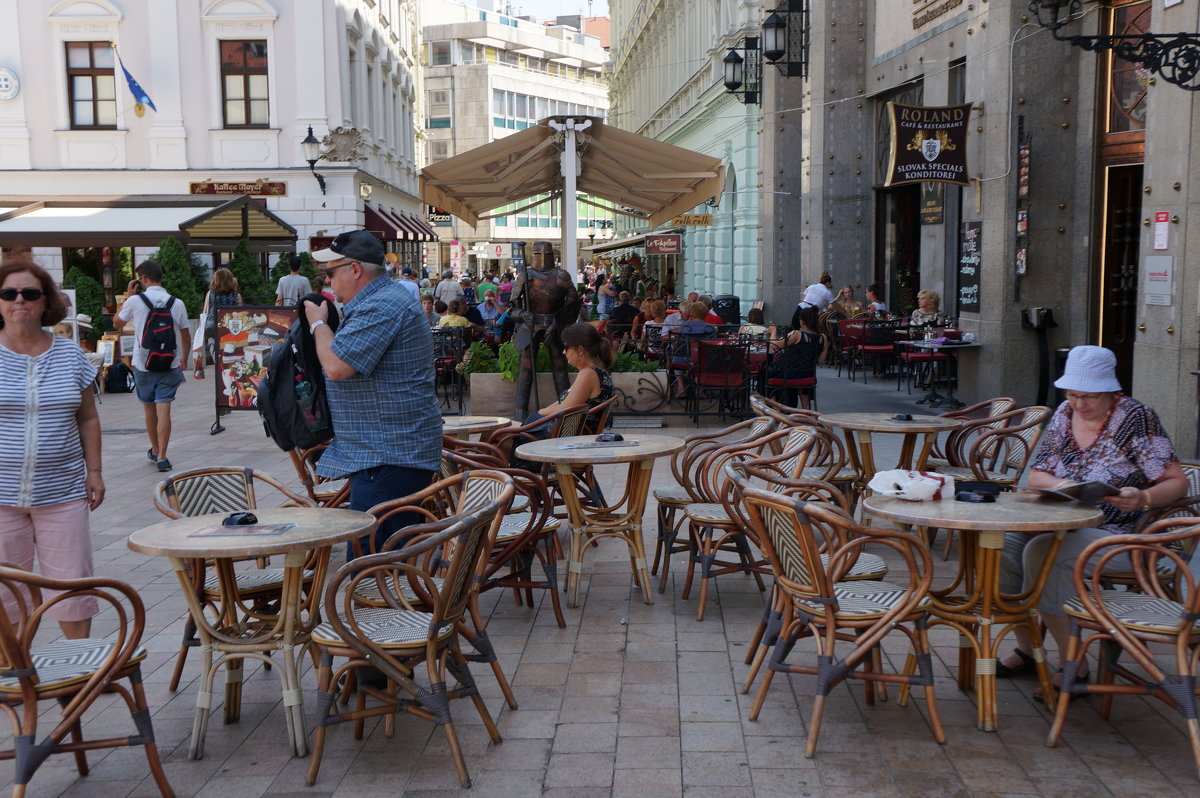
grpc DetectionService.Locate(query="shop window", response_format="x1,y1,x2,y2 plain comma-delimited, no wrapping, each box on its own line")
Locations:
221,40,269,128
66,42,117,128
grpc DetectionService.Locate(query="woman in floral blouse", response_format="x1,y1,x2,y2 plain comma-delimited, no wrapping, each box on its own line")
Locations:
997,346,1187,694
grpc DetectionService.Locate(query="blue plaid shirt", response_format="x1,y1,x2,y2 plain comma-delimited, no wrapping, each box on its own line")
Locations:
316,275,441,479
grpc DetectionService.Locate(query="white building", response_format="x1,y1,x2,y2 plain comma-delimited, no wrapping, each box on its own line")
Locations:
0,0,434,293
606,0,763,307
419,0,609,276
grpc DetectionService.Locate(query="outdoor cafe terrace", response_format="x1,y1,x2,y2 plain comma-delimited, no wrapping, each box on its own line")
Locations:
5,360,1198,798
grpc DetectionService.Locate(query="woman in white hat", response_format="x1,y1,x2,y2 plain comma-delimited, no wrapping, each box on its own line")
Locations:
997,345,1187,696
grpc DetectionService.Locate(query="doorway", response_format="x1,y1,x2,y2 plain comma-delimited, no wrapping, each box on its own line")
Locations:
876,185,921,316
1096,164,1142,392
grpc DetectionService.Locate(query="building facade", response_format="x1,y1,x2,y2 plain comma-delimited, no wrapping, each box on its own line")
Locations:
419,0,609,275
772,0,1198,452
0,0,430,284
606,0,764,304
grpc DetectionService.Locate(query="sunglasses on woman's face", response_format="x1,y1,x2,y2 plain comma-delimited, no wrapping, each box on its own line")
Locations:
0,288,43,302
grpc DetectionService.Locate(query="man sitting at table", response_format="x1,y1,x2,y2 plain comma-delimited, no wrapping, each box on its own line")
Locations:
303,230,441,559
607,291,639,340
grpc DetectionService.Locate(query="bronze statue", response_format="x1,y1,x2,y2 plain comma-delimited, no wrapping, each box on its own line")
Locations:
508,241,579,418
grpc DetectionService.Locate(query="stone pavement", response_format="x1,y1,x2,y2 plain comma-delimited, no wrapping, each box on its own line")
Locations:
4,367,1198,797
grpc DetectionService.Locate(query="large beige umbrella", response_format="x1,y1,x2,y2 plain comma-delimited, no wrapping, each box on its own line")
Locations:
420,116,724,276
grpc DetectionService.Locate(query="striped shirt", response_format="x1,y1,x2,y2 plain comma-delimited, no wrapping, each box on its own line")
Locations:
0,336,97,507
316,275,441,480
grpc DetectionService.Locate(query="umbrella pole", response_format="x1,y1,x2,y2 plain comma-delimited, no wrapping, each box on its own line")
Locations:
551,117,591,285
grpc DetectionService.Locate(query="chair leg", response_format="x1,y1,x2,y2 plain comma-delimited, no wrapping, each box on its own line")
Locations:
168,614,198,692
306,653,336,786
126,671,176,797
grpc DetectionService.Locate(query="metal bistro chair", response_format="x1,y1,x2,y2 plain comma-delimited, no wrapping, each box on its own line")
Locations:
689,338,751,423
1048,517,1200,780
306,473,513,788
151,467,316,693
0,566,174,798
734,480,945,757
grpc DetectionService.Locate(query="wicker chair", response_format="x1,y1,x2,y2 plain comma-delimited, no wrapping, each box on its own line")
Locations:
1047,517,1200,779
924,397,1017,469
287,442,350,507
733,480,946,756
306,471,513,788
650,416,776,590
151,467,316,693
0,565,174,797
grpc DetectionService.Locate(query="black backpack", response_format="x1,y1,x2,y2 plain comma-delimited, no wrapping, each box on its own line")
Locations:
104,362,135,393
257,294,338,451
138,294,177,372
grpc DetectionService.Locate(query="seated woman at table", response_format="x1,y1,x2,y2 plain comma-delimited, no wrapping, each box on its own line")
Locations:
437,299,472,328
829,284,864,317
997,346,1187,692
865,283,889,317
909,289,941,327
507,323,615,466
767,305,828,409
638,299,668,357
738,307,770,338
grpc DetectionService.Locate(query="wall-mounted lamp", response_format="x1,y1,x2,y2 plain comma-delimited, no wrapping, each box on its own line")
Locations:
301,126,327,194
761,0,811,79
1028,1,1200,91
723,37,761,105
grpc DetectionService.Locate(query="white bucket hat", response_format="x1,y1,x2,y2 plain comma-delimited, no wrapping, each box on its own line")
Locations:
1054,345,1122,393
75,314,92,330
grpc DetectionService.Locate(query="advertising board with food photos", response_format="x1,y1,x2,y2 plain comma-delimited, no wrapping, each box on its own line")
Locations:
212,305,296,410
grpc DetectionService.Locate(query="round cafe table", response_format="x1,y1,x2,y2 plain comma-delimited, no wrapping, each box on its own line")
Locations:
442,415,513,440
128,507,376,759
863,492,1102,731
515,434,684,607
820,412,962,500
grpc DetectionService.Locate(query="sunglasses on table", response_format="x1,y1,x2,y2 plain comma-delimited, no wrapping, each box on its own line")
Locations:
0,288,44,302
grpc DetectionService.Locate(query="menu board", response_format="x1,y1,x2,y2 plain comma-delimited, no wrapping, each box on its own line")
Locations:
958,221,982,314
212,306,296,410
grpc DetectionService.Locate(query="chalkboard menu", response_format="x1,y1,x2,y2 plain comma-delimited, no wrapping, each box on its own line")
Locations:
958,221,981,314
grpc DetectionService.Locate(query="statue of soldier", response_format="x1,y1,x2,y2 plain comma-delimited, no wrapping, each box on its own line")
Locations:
507,241,580,418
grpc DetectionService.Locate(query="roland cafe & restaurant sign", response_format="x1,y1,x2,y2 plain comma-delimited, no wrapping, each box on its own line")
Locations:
885,102,972,187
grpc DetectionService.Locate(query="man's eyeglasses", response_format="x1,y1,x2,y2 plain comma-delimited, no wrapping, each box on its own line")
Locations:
0,288,44,302
320,260,354,279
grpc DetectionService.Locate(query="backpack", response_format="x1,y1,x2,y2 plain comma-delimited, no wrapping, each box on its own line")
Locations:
257,294,338,452
104,362,135,393
138,294,178,372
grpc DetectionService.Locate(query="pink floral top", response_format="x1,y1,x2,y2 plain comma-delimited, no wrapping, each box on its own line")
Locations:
1031,396,1176,532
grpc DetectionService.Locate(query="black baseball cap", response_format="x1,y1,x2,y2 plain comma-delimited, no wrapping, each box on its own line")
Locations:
311,230,386,265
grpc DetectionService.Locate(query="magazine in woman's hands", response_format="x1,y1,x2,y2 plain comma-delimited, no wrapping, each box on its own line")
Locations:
1031,481,1120,507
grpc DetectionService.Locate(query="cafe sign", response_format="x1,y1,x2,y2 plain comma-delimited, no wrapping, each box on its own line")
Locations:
190,181,287,196
885,102,972,187
671,214,712,226
645,234,682,255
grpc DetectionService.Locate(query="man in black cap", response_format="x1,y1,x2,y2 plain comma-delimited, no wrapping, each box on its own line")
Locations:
304,230,440,558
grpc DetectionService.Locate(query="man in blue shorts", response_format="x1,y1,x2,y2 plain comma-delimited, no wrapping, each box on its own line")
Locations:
115,260,191,472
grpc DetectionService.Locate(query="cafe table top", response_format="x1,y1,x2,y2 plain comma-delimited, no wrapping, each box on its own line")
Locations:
127,507,377,560
441,415,513,436
515,433,684,465
863,492,1104,532
820,412,963,434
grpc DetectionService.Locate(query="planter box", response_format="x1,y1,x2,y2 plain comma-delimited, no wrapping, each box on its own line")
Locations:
466,369,671,418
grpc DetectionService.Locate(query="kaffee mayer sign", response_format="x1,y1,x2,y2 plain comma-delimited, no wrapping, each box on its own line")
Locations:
885,102,973,187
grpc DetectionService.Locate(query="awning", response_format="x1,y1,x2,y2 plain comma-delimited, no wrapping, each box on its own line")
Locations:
586,233,646,253
0,195,296,251
364,203,404,241
404,213,439,242
420,116,724,230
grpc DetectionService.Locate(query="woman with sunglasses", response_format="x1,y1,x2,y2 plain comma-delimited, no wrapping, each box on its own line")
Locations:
0,260,103,638
997,346,1187,699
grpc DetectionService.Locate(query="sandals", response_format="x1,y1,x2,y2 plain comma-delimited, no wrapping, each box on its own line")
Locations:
995,647,1037,678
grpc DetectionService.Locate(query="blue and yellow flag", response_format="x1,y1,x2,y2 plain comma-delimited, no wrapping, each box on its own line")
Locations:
111,43,156,117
